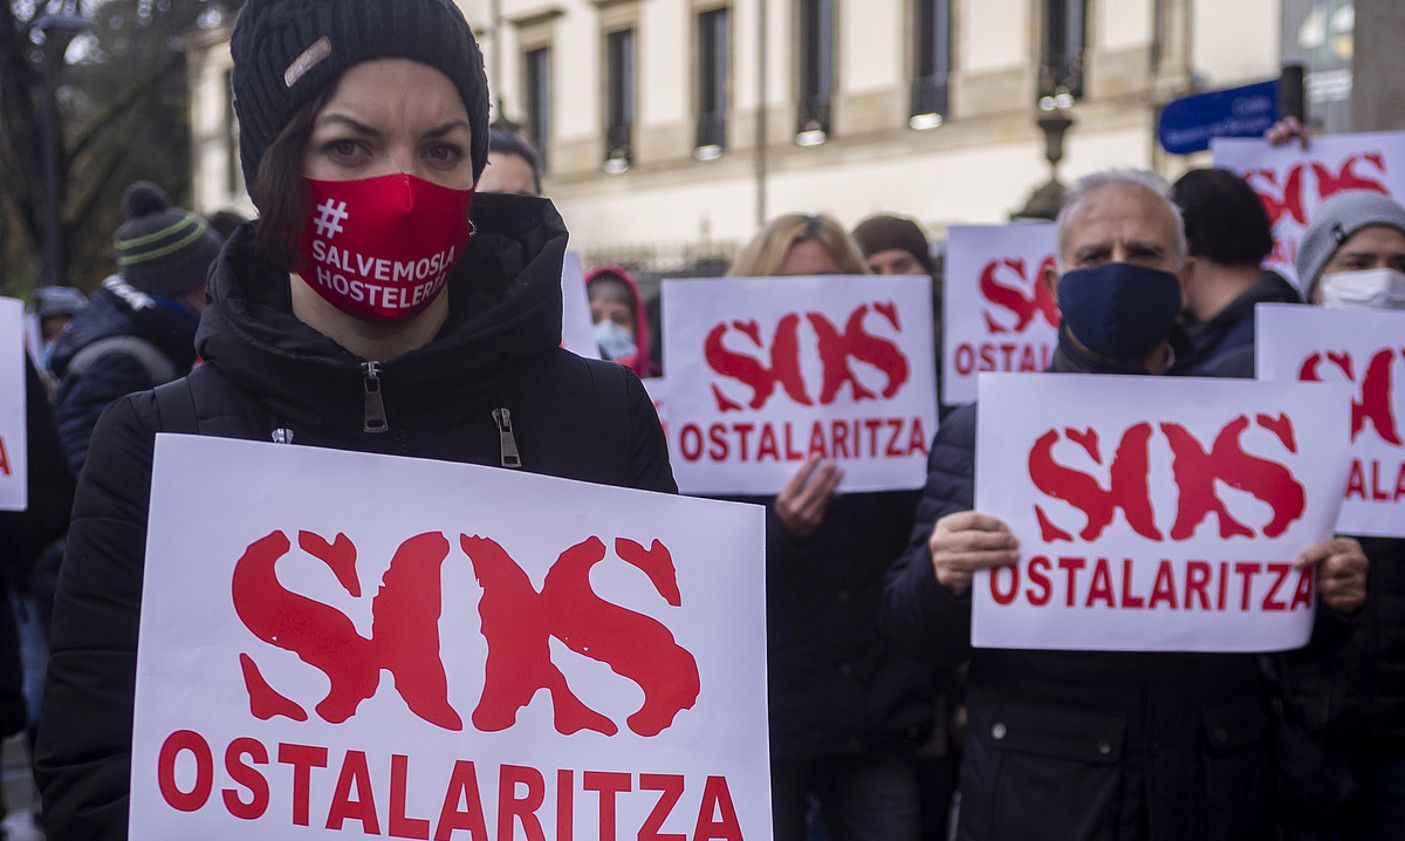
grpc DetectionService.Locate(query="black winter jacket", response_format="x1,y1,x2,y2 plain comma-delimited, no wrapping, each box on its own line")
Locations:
1283,536,1405,753
747,491,933,761
881,338,1352,841
0,358,75,737
35,194,676,841
49,275,199,473
1181,270,1299,379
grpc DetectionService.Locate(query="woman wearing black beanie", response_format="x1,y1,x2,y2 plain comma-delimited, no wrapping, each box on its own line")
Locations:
35,1,674,836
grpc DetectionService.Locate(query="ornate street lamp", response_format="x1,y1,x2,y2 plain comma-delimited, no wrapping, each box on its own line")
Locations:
1013,109,1076,222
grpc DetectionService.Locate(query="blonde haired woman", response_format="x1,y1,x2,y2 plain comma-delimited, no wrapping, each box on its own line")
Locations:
728,214,928,841
729,213,870,277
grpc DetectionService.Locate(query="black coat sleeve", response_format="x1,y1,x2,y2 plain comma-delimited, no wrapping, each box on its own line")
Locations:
36,393,157,841
622,369,678,495
0,357,75,580
881,404,979,671
54,352,153,476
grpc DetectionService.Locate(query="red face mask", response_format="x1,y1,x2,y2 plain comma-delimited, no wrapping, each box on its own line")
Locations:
295,173,475,321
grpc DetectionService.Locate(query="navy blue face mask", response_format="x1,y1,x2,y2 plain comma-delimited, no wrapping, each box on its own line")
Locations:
1057,262,1182,361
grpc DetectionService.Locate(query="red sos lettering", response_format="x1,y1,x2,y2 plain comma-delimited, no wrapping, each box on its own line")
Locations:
1245,153,1390,227
980,256,1060,335
1029,414,1306,542
232,531,701,737
704,302,909,412
1299,349,1405,446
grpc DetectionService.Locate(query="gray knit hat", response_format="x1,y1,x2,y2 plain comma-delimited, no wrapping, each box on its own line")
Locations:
230,0,490,191
1297,190,1405,294
113,182,223,297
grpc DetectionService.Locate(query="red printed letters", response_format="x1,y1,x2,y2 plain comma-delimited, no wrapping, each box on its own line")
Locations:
232,530,701,738
980,256,1060,335
1245,153,1390,228
1299,348,1405,446
705,302,910,412
1029,414,1306,543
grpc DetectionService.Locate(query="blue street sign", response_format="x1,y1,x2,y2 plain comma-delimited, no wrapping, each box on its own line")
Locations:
1157,80,1280,155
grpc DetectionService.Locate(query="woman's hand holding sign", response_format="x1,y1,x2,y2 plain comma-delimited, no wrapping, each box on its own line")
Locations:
775,454,844,539
928,512,1020,596
1296,536,1368,614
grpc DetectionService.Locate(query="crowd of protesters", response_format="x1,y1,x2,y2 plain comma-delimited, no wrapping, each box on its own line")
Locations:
1,1,1401,840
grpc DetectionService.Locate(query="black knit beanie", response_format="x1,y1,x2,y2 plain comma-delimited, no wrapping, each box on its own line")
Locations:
114,182,223,297
230,0,490,190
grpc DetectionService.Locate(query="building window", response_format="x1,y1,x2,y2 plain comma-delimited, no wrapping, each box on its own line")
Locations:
1039,0,1086,108
910,0,952,130
524,47,551,169
604,28,636,172
796,0,834,144
695,7,730,159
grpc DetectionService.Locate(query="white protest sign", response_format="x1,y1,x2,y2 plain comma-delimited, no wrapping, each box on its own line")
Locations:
973,373,1350,652
561,252,601,359
942,224,1060,406
1212,131,1405,287
642,377,669,438
662,275,937,496
0,298,26,512
1257,304,1405,537
131,435,771,840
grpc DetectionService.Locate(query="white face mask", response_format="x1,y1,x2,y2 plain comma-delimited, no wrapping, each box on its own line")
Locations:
1319,268,1405,310
593,319,638,362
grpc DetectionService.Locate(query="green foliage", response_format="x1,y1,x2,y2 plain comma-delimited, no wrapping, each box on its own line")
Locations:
0,0,234,297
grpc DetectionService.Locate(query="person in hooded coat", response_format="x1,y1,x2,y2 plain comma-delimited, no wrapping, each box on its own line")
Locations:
35,2,673,838
586,264,654,377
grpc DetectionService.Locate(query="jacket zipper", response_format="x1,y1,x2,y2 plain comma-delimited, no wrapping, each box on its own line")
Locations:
362,362,389,434
492,408,522,469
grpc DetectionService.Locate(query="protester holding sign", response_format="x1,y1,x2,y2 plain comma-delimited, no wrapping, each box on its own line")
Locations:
36,2,673,838
1260,192,1405,839
725,214,933,841
883,169,1368,841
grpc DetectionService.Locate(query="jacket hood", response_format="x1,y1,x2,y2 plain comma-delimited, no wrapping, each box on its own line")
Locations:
584,264,652,377
196,192,568,432
49,275,198,380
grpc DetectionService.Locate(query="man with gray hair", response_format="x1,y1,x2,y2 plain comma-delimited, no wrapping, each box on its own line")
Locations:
882,170,1368,839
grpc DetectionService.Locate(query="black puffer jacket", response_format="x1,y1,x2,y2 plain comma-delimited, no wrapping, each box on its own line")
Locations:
747,491,933,761
882,338,1354,841
49,275,199,473
35,194,676,841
